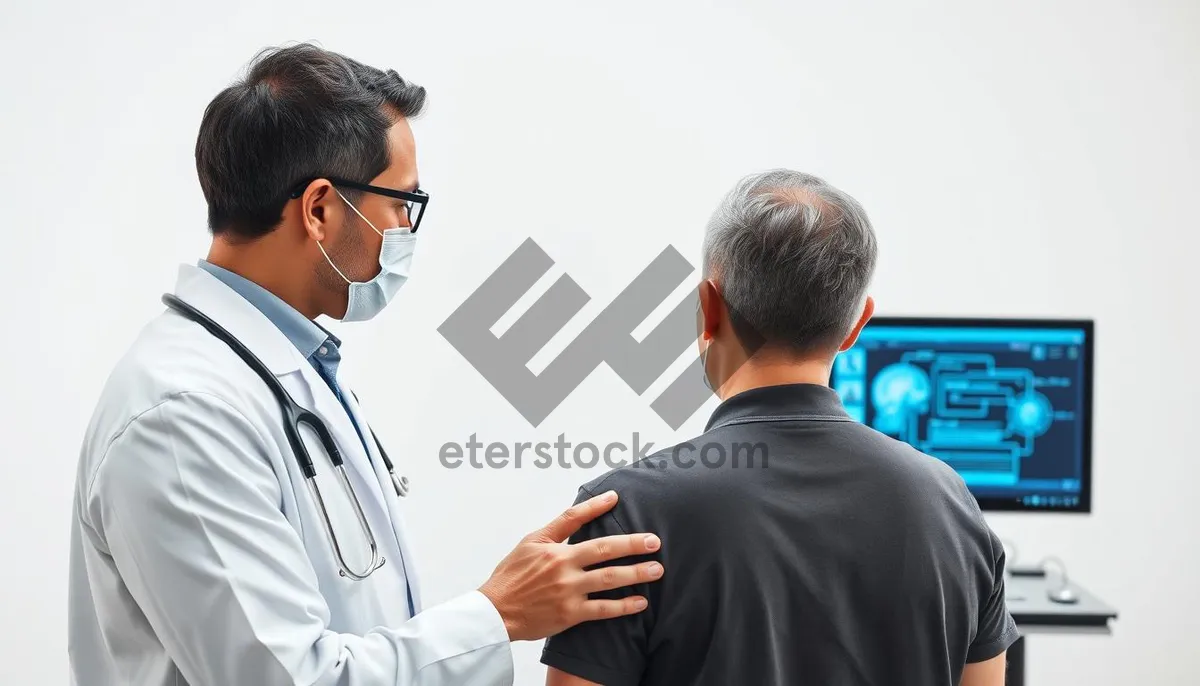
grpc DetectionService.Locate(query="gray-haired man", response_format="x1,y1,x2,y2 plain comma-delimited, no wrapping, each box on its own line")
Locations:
541,170,1019,686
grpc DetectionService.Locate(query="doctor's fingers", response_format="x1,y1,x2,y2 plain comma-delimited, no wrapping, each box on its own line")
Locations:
570,532,662,567
578,560,665,594
577,595,651,622
535,490,620,543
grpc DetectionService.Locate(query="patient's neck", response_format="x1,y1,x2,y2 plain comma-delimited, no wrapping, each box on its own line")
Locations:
718,356,833,401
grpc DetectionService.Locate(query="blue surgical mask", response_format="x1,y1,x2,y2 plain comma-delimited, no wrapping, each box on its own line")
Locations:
317,190,417,322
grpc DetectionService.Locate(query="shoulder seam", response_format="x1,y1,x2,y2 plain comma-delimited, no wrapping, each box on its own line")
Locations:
578,485,630,536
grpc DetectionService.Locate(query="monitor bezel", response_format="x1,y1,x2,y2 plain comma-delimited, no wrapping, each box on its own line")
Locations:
860,315,1094,514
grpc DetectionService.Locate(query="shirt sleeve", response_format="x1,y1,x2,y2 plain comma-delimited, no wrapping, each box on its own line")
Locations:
966,525,1022,663
540,486,656,686
85,391,513,686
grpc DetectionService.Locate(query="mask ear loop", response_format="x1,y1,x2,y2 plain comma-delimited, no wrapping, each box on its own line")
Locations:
316,240,353,285
335,189,384,237
697,296,715,392
314,189,385,285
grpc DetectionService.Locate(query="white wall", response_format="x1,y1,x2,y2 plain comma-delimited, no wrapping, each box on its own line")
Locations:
2,1,1197,683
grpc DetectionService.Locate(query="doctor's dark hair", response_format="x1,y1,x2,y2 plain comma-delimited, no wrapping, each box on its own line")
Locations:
195,43,426,240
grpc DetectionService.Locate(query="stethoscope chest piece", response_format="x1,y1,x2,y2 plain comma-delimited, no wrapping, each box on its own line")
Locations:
391,472,410,497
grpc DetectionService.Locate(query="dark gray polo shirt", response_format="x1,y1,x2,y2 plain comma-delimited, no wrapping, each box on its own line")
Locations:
541,383,1020,686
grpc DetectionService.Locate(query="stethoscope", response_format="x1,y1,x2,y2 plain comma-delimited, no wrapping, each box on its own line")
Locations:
162,293,409,581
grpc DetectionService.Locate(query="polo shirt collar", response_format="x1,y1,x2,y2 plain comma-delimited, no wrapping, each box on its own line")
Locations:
705,383,850,431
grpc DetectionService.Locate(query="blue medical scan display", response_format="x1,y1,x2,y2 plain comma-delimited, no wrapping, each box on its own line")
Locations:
832,318,1093,512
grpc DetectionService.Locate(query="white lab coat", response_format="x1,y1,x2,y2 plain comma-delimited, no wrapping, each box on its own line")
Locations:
67,264,513,686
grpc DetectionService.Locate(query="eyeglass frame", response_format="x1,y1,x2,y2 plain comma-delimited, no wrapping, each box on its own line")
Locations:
288,177,429,233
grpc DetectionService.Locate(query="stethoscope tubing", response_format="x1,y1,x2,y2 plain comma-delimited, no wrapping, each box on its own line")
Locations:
161,293,404,579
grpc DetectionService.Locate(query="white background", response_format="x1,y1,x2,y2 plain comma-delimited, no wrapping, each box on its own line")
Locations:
2,0,1197,684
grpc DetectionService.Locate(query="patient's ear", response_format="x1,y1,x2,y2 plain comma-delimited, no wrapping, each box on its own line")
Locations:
697,279,724,342
838,296,875,352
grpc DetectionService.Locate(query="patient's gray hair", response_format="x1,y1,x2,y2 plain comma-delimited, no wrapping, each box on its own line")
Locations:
702,169,878,355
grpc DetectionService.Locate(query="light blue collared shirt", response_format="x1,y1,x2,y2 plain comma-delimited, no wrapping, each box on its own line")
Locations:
197,260,368,453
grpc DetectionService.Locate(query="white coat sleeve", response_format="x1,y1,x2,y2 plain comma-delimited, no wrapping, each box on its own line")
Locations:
85,391,513,686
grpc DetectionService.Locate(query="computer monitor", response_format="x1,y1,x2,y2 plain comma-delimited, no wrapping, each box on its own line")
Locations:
831,316,1093,513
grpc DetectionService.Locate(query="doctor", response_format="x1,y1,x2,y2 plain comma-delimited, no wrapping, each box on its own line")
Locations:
67,43,664,686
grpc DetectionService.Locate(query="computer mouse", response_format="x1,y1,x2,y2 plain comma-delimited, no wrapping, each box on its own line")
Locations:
1047,586,1079,604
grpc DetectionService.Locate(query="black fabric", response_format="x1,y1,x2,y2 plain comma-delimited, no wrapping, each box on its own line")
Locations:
541,383,1020,686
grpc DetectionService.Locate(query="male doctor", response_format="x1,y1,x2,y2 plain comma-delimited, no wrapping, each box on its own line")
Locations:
67,43,664,686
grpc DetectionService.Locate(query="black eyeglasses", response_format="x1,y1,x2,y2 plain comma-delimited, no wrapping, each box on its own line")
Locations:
289,177,429,233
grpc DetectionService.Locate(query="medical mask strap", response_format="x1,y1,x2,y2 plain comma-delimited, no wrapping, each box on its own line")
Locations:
700,339,714,392
316,240,353,285
697,297,715,392
315,190,387,285
335,189,385,238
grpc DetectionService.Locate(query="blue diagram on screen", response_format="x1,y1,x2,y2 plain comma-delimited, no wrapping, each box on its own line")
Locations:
832,325,1086,506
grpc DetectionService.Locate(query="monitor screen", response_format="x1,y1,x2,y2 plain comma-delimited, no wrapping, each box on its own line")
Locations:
831,317,1093,512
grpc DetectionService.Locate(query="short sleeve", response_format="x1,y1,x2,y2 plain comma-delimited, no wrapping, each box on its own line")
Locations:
540,486,656,686
967,527,1021,662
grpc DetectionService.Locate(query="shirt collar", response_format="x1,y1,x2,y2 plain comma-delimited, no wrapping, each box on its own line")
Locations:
197,260,337,360
705,383,850,431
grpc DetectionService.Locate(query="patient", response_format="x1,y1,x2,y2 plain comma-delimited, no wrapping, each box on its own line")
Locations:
541,170,1019,686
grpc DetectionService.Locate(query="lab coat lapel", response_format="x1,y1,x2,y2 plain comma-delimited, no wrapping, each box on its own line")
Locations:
176,262,376,493
171,264,304,376
341,390,423,612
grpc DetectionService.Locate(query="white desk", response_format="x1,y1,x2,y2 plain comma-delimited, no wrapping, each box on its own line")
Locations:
1004,574,1118,686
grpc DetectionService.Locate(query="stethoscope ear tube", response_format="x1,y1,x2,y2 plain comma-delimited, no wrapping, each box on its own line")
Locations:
296,410,344,469
283,420,318,480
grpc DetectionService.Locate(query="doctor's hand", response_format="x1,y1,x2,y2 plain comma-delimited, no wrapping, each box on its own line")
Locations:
478,490,663,641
